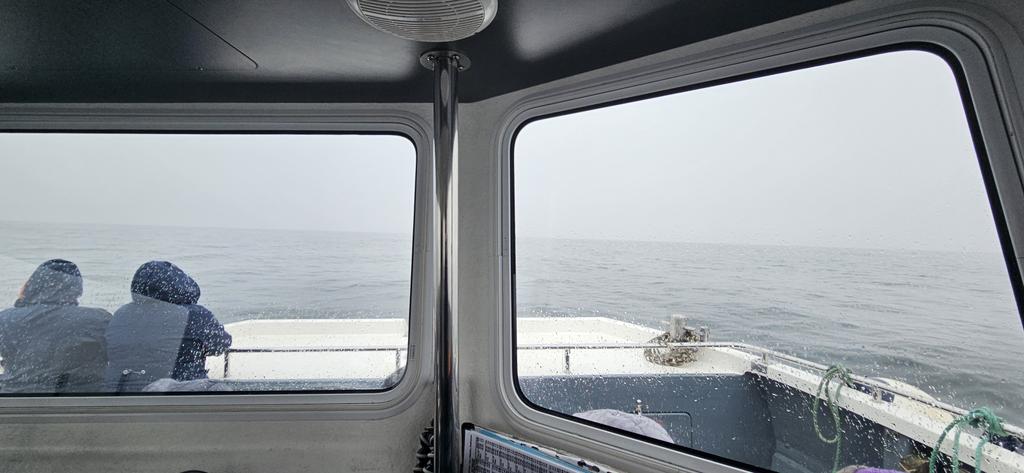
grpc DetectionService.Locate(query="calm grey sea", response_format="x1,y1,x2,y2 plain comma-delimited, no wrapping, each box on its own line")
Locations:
0,222,1021,425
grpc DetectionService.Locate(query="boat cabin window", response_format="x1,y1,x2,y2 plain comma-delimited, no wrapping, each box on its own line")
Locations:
513,50,1024,471
0,132,416,395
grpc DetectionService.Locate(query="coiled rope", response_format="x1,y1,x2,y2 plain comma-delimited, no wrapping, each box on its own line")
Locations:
928,407,1005,473
414,419,435,473
811,364,855,473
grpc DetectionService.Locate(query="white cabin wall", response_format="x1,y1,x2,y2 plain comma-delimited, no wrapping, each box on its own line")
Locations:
0,1,1022,471
0,406,434,472
457,1,1024,472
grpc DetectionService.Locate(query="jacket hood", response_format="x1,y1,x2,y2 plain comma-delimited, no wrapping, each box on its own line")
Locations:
130,261,200,305
16,259,83,307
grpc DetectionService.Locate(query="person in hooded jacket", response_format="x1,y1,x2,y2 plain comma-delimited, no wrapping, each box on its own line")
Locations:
104,261,232,393
0,259,111,394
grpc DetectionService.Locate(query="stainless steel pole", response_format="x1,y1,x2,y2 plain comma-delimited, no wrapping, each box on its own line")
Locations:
421,49,467,473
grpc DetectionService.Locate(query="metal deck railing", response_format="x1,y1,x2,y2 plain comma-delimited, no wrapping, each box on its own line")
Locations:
515,341,1024,438
222,346,407,378
218,341,1024,438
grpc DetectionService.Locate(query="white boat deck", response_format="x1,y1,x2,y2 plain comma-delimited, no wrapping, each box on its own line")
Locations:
515,317,752,376
207,316,750,380
207,318,408,380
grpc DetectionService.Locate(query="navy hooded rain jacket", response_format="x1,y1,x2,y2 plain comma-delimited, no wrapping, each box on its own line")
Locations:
0,259,111,393
104,261,232,392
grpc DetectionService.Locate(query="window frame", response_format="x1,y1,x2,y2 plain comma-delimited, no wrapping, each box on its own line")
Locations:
498,19,1024,473
0,105,435,418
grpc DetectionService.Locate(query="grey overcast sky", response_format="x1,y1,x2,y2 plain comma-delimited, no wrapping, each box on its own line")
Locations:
515,50,1002,253
0,50,1002,252
0,133,415,234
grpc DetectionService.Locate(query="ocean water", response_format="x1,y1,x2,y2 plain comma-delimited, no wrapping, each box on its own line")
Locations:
0,221,1021,425
0,221,414,323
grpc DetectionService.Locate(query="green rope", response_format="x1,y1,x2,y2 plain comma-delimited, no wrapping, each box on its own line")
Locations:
928,407,1006,473
811,364,855,473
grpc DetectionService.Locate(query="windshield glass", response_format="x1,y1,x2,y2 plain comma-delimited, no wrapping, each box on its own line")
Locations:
513,50,1024,472
0,133,415,394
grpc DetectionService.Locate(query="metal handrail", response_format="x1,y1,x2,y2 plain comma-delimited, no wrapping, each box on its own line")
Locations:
515,341,1024,437
221,345,406,378
217,340,1022,438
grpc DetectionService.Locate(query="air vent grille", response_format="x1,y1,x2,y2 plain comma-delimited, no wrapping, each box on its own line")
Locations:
349,0,497,42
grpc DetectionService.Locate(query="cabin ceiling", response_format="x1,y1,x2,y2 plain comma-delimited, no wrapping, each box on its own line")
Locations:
0,0,850,103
